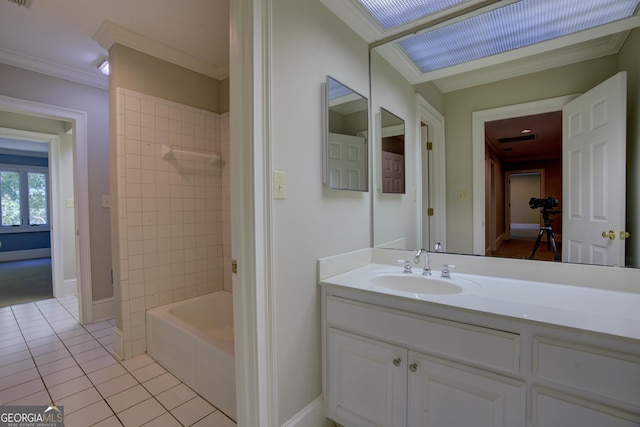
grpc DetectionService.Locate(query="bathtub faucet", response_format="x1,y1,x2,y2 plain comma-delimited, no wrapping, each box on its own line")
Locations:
414,249,431,276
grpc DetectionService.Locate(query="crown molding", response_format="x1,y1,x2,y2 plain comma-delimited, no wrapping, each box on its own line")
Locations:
0,47,109,90
93,20,229,81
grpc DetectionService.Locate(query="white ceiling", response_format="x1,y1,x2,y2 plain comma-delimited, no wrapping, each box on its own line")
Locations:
0,0,229,89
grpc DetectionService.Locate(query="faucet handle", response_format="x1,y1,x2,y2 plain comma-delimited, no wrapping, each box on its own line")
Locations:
441,264,456,278
397,260,412,274
434,242,443,252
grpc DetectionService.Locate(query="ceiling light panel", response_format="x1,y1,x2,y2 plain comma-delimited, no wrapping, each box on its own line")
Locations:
397,0,640,73
358,0,469,29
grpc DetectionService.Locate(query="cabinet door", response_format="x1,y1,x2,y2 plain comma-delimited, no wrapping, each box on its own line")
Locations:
533,388,640,427
407,352,525,427
326,328,407,427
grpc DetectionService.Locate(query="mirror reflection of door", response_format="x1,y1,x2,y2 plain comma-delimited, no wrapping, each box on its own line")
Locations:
380,108,405,194
483,72,627,264
563,72,627,265
328,132,367,191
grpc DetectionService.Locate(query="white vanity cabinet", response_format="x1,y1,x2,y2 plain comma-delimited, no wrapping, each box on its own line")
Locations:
321,287,640,427
326,328,407,426
323,295,525,427
407,353,524,427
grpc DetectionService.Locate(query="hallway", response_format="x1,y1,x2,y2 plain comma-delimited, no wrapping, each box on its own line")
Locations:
0,296,235,426
0,258,53,307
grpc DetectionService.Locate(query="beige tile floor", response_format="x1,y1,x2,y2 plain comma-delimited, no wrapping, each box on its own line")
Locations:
0,296,236,427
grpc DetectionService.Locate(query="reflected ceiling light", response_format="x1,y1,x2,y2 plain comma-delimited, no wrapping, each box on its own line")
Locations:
358,0,468,29
521,129,532,134
396,0,640,73
98,59,110,75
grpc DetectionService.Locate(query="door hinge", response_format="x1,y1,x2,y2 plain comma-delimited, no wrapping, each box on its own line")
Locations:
426,142,433,151
427,208,434,216
231,260,238,274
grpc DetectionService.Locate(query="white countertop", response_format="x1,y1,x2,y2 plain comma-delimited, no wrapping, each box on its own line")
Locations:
319,263,640,341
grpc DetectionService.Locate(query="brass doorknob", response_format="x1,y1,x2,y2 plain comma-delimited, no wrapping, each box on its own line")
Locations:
620,231,631,239
602,230,616,240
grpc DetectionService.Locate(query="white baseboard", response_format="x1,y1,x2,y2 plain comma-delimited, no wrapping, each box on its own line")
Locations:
281,395,333,427
61,278,77,296
0,248,51,262
112,327,123,360
92,297,114,322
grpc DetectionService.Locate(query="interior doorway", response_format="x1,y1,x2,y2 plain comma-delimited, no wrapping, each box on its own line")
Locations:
0,95,93,324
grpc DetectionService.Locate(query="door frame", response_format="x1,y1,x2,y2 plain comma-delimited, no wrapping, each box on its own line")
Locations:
0,126,72,296
472,94,577,255
0,94,93,324
417,94,446,250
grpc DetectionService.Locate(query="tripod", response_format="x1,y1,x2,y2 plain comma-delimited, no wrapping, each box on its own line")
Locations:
529,209,561,261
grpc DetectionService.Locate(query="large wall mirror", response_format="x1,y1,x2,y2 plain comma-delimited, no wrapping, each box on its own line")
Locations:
366,1,640,268
323,76,369,191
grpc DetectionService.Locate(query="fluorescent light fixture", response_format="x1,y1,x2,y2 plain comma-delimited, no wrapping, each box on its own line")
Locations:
395,0,640,73
358,0,468,29
98,59,110,75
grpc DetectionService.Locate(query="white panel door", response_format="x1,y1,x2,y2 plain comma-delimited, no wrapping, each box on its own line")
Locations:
407,353,525,427
329,132,367,191
562,72,627,265
326,328,407,427
382,151,405,193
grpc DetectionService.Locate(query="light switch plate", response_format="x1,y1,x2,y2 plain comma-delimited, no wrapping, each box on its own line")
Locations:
274,171,286,199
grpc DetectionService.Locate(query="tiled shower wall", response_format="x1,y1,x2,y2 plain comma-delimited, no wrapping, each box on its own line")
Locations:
113,88,230,359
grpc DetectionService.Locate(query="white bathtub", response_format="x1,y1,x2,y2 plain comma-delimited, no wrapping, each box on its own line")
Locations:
147,291,236,421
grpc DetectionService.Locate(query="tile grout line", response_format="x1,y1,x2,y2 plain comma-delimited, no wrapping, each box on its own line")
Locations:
33,299,128,426
9,302,57,408
3,298,234,426
31,299,190,426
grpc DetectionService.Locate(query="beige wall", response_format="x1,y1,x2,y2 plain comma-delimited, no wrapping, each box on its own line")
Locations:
371,48,419,249
271,0,370,423
109,44,227,114
59,132,78,281
0,62,112,301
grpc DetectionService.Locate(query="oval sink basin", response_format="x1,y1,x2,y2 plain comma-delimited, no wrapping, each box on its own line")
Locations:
371,274,463,295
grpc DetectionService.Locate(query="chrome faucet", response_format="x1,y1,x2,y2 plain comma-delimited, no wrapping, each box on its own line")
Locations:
434,242,443,252
397,260,412,273
441,264,456,278
414,249,431,276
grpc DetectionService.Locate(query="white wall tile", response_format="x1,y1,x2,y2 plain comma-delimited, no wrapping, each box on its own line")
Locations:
114,89,230,358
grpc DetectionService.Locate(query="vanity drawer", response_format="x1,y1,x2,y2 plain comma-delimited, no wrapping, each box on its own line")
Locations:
534,337,640,408
326,296,520,375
